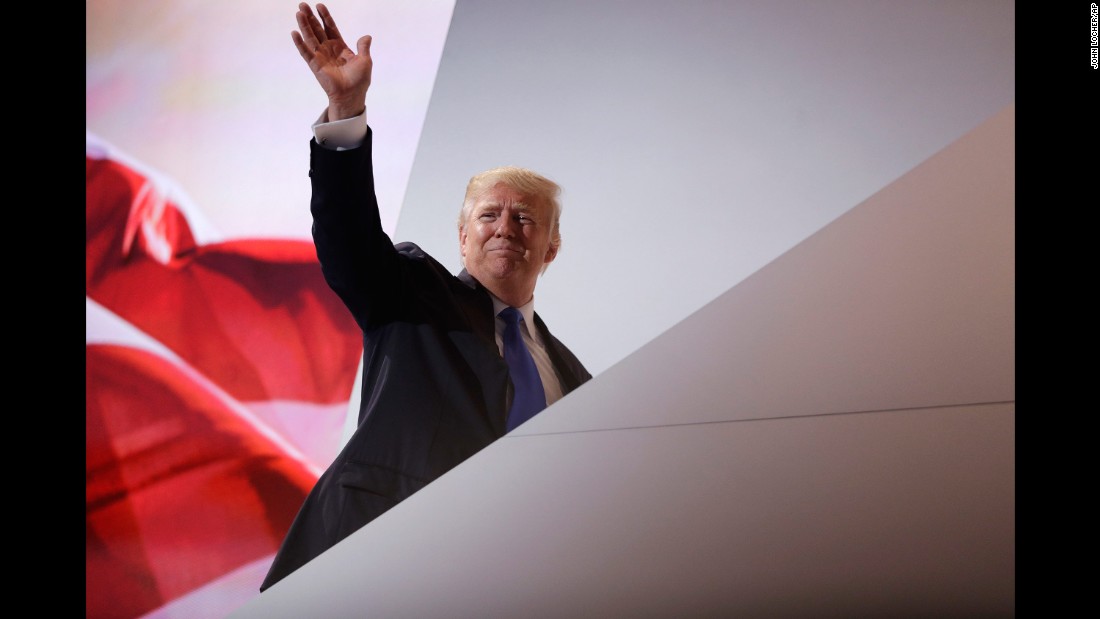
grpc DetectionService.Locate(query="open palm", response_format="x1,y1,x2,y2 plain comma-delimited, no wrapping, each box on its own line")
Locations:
292,3,373,120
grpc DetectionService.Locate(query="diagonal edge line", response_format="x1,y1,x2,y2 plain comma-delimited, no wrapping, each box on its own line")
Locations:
506,399,1016,438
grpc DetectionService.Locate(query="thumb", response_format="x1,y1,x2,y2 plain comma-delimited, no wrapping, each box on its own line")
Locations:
357,35,372,57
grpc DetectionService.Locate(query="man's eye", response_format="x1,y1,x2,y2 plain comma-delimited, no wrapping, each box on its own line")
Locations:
517,215,533,223
479,213,496,221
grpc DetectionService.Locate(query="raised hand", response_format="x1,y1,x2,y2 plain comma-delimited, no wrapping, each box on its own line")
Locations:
292,3,373,121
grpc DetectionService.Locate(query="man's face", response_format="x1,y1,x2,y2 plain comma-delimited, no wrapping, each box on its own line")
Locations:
459,182,557,299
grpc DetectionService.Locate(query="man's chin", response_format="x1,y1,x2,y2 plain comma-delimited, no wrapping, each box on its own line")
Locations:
484,258,530,280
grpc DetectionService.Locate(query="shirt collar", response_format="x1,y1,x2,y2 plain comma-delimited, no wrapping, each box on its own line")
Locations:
489,293,537,339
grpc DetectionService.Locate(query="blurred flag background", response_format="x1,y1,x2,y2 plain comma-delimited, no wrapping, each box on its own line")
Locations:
86,2,455,617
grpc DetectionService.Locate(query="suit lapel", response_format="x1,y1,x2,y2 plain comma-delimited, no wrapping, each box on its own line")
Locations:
532,312,584,394
454,269,510,436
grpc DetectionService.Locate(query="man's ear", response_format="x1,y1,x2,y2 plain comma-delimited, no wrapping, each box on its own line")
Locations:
544,243,558,265
458,224,467,259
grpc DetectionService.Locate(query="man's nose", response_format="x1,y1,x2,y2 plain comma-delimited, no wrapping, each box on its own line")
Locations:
495,213,517,237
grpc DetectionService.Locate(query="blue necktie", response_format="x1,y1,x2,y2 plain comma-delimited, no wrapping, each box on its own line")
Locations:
500,307,547,431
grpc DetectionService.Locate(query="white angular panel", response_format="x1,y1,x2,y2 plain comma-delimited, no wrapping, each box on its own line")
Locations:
233,403,1013,618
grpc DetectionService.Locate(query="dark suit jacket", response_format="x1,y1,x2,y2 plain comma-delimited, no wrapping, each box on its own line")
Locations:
260,129,591,591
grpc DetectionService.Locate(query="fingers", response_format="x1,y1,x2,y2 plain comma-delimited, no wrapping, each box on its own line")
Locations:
317,4,344,45
294,3,359,66
291,30,314,64
296,3,327,50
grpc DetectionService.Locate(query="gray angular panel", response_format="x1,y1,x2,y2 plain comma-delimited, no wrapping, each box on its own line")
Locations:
517,103,1014,435
396,0,1015,376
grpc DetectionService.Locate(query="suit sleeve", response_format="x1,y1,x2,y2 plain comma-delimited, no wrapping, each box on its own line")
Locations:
308,128,406,330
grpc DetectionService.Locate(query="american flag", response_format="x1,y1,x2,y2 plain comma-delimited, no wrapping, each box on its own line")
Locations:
86,133,362,619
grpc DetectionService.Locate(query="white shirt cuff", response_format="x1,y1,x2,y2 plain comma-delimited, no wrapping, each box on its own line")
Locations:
312,108,368,151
